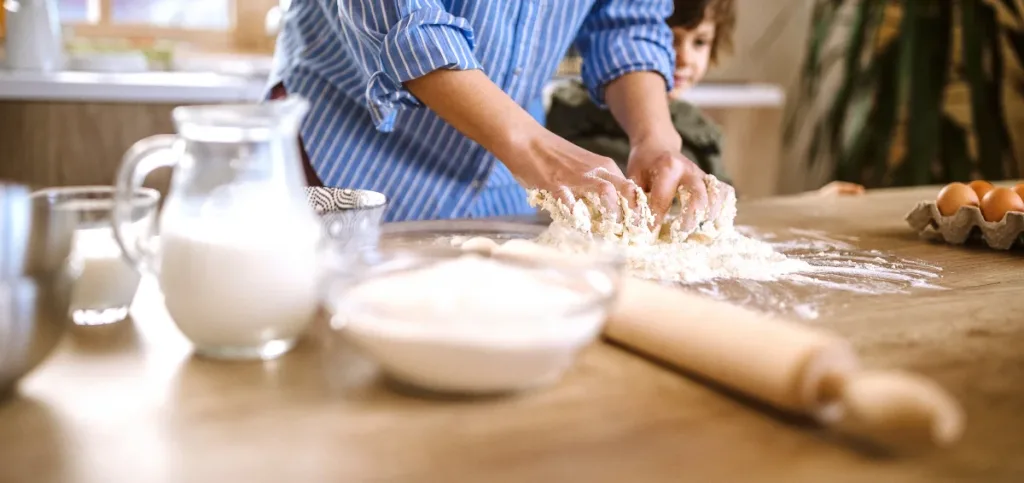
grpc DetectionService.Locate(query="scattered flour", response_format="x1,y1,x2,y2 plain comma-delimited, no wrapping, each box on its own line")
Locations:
681,227,944,320
525,175,811,283
444,228,944,321
580,231,810,283
433,181,944,321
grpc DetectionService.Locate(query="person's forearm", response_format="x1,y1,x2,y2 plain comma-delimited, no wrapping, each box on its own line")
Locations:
404,68,542,162
604,72,681,148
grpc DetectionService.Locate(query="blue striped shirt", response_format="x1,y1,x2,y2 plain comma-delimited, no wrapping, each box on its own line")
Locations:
269,0,675,222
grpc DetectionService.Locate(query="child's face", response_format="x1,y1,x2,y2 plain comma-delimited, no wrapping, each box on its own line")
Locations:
670,19,716,99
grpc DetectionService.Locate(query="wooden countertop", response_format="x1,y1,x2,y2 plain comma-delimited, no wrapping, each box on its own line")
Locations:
3,186,1024,482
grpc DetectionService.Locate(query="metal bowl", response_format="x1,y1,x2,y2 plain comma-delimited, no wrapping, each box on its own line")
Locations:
0,183,79,397
0,275,74,395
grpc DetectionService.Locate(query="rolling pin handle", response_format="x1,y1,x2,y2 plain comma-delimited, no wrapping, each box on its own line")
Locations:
828,371,965,448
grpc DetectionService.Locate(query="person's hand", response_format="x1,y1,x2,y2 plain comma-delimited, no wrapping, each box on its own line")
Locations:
498,126,640,222
625,137,733,231
812,181,866,197
402,69,641,221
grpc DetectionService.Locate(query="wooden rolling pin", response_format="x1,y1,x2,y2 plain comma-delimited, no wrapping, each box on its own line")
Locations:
483,237,963,448
606,278,964,448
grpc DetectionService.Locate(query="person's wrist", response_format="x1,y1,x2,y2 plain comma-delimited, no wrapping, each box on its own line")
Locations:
630,126,682,152
491,117,548,169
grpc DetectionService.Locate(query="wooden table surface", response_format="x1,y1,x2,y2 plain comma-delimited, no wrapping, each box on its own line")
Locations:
3,186,1024,483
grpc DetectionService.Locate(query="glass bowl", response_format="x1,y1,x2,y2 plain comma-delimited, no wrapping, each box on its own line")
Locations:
321,220,624,396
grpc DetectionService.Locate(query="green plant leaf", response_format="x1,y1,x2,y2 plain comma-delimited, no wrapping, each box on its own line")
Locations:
1005,31,1024,71
868,38,902,187
836,87,874,183
803,0,842,97
997,0,1019,14
833,26,900,187
998,0,1024,71
783,0,842,148
961,0,1015,179
939,115,973,182
898,0,952,186
828,2,885,177
988,12,1020,178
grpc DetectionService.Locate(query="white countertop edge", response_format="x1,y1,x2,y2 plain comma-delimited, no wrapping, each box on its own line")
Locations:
678,84,785,108
0,70,785,108
544,77,785,109
0,70,268,103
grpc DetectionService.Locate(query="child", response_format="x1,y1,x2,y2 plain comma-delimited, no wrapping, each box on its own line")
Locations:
546,0,863,197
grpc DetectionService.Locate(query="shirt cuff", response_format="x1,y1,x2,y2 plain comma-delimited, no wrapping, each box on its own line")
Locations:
366,10,482,132
580,29,675,108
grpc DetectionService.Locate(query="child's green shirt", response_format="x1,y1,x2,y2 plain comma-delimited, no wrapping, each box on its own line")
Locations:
545,80,732,186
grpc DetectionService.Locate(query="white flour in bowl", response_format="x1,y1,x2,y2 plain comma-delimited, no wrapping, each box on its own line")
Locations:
340,254,607,343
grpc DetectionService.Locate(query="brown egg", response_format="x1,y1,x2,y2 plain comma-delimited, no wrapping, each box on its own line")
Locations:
1013,183,1024,200
980,187,1024,222
936,182,979,216
969,180,995,199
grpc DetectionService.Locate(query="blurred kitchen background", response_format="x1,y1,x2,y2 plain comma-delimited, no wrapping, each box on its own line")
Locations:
4,1,1020,199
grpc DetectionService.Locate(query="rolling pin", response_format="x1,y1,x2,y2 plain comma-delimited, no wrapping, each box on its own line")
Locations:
606,278,964,448
482,237,964,448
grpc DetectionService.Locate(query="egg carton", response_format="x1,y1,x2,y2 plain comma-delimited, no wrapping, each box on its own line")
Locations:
905,201,1024,250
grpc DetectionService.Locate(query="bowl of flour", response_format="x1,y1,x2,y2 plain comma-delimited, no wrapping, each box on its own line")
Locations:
323,222,623,396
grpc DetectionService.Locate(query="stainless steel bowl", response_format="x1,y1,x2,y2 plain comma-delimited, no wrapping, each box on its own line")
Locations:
0,182,79,396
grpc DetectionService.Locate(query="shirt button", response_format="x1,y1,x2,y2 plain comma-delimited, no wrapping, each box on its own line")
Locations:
471,180,482,189
513,68,522,75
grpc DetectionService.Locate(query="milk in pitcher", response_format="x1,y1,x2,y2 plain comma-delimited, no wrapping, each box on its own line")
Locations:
111,97,325,360
157,187,322,359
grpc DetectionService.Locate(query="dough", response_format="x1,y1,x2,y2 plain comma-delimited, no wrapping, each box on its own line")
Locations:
527,174,736,245
459,236,499,254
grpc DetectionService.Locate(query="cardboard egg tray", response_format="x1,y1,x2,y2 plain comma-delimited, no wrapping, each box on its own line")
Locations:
905,201,1024,250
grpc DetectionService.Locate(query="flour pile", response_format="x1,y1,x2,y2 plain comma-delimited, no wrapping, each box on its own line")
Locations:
525,176,811,283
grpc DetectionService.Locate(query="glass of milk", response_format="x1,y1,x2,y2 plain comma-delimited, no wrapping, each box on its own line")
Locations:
32,186,160,326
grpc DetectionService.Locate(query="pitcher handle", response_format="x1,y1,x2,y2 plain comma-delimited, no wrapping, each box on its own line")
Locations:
112,134,181,274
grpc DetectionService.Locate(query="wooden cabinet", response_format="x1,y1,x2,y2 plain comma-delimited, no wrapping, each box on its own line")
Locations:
0,100,175,193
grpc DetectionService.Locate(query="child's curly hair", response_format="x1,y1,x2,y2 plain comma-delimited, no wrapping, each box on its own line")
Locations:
667,0,736,64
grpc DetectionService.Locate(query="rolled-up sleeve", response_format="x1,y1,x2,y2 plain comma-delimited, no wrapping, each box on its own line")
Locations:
573,0,675,107
337,2,482,132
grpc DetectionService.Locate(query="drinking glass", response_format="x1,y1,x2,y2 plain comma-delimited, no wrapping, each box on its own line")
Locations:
32,186,160,326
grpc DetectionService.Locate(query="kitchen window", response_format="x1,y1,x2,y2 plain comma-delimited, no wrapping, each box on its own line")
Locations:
0,0,279,53
108,0,231,30
57,0,92,23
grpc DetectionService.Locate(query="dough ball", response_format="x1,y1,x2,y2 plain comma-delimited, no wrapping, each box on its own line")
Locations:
492,239,568,265
459,236,499,254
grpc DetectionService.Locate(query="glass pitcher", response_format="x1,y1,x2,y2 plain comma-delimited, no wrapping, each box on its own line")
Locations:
112,97,323,361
